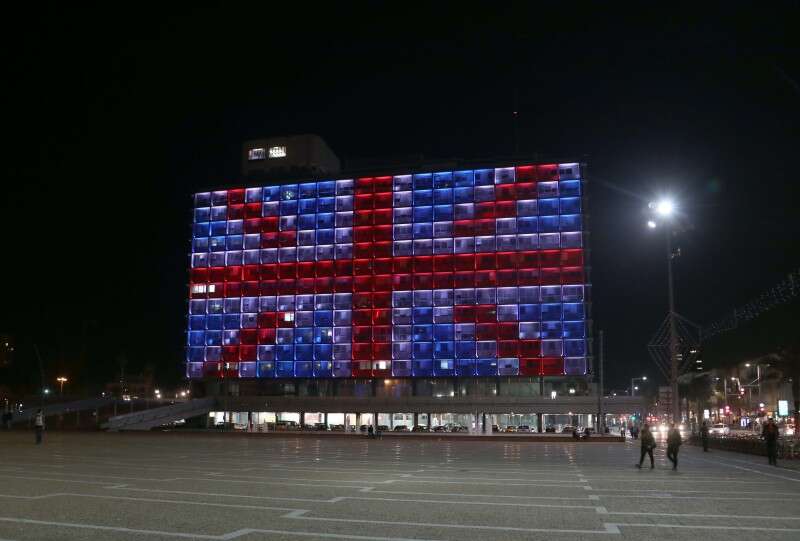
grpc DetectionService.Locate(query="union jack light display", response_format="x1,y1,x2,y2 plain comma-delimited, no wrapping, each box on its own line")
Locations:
187,163,590,379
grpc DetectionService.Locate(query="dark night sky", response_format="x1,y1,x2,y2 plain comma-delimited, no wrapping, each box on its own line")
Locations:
2,3,799,392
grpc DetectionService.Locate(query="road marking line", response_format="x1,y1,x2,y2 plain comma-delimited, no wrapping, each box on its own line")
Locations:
368,489,594,501
104,486,344,503
0,517,216,540
0,517,444,541
605,510,800,521
342,496,599,509
282,509,310,518
0,492,302,512
607,522,800,533
689,456,800,483
284,513,621,535
0,472,372,491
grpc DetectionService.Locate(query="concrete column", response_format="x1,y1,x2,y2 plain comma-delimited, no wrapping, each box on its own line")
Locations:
373,412,379,428
426,413,432,428
413,412,419,427
537,413,543,433
300,411,306,428
482,413,487,433
323,412,328,427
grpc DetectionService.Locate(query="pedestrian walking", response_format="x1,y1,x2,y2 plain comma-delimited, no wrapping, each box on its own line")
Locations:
762,417,779,466
2,404,12,429
700,421,709,452
636,424,656,469
666,423,682,470
34,409,44,444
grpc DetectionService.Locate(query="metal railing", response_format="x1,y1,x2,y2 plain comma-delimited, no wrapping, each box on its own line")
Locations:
13,397,114,424
103,397,215,431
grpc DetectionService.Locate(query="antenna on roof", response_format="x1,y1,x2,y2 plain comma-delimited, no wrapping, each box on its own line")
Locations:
512,87,520,155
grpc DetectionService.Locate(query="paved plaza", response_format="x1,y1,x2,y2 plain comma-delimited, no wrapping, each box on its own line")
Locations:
0,432,799,540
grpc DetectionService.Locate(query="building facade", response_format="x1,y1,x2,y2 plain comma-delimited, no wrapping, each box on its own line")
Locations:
187,157,599,430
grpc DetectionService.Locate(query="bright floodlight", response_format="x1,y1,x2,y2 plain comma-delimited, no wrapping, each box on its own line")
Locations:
647,220,657,229
655,199,674,217
642,376,647,381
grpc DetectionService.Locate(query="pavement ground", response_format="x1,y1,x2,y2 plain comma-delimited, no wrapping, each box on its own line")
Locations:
0,431,798,541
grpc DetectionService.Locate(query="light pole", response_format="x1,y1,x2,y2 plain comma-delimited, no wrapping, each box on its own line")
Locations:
57,377,68,396
631,376,647,397
648,198,680,423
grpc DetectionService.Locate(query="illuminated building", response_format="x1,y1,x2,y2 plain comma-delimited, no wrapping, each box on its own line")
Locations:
186,138,605,430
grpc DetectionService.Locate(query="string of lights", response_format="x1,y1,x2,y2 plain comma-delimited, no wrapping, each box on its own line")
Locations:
702,268,800,341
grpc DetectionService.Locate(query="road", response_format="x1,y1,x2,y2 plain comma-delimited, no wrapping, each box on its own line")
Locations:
0,431,798,540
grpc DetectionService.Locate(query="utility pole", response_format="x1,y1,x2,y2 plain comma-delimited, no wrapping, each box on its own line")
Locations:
666,229,680,423
597,331,604,432
33,344,46,411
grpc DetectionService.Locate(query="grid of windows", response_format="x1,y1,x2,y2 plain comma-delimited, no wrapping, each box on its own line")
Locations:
187,163,590,379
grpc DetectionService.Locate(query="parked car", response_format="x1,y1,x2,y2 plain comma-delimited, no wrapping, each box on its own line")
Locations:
393,425,409,432
432,425,448,432
545,425,556,433
450,425,468,433
330,424,345,431
561,425,575,434
377,425,390,432
359,424,369,432
709,423,730,436
491,424,500,433
504,425,517,433
412,425,429,432
314,423,329,431
517,425,532,433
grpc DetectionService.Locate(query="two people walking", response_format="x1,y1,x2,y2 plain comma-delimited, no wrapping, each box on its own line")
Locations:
636,423,682,470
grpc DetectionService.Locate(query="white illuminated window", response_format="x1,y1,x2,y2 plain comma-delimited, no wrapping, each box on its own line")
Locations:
283,312,294,322
248,148,266,161
192,284,207,294
268,146,287,158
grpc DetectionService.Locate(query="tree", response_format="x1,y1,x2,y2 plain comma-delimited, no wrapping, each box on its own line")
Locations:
764,342,800,431
679,374,713,426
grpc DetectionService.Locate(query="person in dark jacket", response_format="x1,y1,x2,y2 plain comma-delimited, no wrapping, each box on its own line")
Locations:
34,409,44,444
636,424,655,469
762,418,779,466
700,421,710,452
666,423,682,470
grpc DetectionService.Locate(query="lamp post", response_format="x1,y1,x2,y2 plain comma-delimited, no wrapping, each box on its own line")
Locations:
648,198,680,423
631,376,647,397
56,377,68,396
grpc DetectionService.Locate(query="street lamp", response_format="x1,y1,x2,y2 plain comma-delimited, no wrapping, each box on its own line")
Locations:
631,376,647,397
648,197,680,422
56,376,68,396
